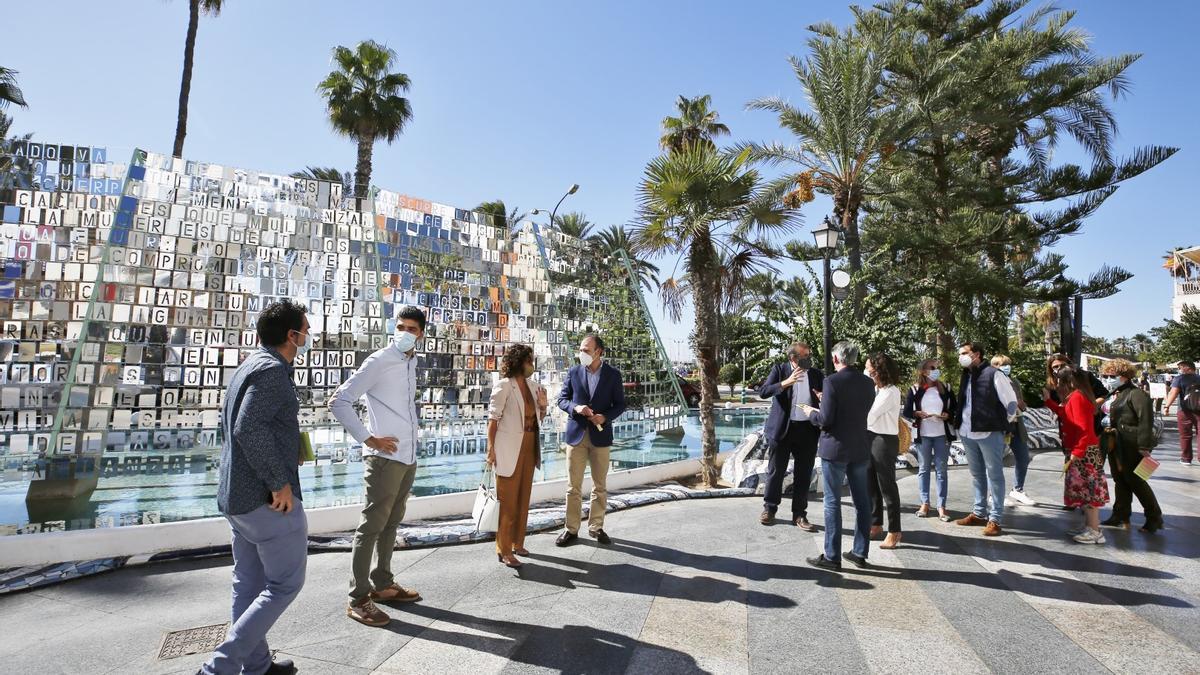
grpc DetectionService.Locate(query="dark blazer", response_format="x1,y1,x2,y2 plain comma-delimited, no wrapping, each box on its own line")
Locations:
557,361,627,447
806,366,875,464
758,362,825,444
902,382,958,441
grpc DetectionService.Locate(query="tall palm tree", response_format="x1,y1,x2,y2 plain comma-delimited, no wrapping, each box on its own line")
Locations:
318,40,413,199
592,225,660,292
740,27,907,317
173,0,223,157
553,211,594,239
633,144,794,486
474,200,527,239
290,166,352,194
0,111,33,190
0,66,27,109
659,94,731,154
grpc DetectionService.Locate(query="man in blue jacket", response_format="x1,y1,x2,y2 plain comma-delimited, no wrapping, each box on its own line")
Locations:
200,300,308,675
757,342,824,530
798,341,875,571
556,334,627,546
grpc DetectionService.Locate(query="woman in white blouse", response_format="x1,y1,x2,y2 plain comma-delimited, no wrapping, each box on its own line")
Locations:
487,344,548,569
865,352,903,549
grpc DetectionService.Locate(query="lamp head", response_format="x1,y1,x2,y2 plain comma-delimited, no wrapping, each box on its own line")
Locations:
567,184,579,195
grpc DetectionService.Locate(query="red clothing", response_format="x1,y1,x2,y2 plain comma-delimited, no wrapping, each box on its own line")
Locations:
1044,391,1099,458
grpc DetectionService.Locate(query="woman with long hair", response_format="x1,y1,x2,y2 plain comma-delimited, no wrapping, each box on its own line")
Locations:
902,358,957,522
1044,366,1109,544
487,344,548,568
865,352,903,549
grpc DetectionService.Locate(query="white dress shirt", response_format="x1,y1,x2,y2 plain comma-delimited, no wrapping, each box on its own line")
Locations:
918,386,946,438
960,369,1019,440
790,370,813,422
867,385,901,435
329,343,420,464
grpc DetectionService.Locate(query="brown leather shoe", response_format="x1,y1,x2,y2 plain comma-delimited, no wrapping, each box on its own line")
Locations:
370,584,421,603
794,517,817,532
955,513,988,526
869,525,885,540
347,598,390,627
982,521,1002,537
759,509,775,525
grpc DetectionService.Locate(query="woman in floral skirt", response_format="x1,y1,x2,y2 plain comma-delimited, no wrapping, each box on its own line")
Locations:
1044,366,1109,544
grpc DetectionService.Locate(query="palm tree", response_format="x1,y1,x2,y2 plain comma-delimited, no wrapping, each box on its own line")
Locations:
474,200,527,239
633,144,794,486
659,94,730,154
592,225,660,292
553,212,594,239
290,166,352,194
172,0,223,157
740,27,907,317
0,66,27,109
318,40,413,199
0,111,34,190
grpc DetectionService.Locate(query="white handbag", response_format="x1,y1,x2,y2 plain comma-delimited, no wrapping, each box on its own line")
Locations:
472,469,500,533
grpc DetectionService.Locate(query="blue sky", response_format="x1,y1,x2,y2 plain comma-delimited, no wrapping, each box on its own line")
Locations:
3,1,1196,357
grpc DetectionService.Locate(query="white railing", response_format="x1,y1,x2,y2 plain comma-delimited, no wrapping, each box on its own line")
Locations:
1176,279,1200,296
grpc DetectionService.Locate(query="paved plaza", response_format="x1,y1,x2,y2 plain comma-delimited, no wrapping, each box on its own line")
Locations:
3,435,1199,675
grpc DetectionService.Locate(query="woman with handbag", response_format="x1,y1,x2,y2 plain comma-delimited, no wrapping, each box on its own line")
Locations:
903,359,957,522
1099,359,1164,533
1044,366,1109,544
865,352,903,549
487,344,548,569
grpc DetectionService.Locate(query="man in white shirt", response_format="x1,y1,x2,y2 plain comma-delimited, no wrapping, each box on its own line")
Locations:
329,306,426,627
951,341,1020,537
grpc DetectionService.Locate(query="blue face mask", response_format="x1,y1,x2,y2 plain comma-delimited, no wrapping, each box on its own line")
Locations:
393,331,418,353
928,369,940,382
999,365,1012,376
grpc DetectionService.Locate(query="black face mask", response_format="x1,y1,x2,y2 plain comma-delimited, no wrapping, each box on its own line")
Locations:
796,357,813,370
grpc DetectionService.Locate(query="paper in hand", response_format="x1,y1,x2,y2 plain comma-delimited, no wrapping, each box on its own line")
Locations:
1133,455,1160,481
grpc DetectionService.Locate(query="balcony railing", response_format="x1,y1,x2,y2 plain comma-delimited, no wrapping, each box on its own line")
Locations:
1177,279,1200,296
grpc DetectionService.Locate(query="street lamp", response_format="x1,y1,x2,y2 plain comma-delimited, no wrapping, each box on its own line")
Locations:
812,216,843,373
740,347,747,404
531,183,580,234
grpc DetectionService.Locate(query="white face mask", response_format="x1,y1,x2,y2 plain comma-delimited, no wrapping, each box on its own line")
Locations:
291,330,311,356
958,354,974,368
577,351,595,368
393,331,418,353
928,369,940,382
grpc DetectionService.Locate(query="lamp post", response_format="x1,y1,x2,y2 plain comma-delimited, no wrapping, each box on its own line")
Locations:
740,347,747,404
812,217,843,373
531,183,580,234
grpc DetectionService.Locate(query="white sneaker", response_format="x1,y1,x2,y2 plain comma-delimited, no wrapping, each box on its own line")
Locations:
1073,528,1106,544
1008,489,1037,506
1066,525,1088,537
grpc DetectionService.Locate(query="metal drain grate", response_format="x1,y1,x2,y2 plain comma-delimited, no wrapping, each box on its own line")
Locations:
157,623,229,660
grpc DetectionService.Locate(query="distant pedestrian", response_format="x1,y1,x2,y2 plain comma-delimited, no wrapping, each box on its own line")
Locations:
1161,360,1199,465
201,299,309,675
865,352,903,549
1044,366,1109,544
903,359,956,522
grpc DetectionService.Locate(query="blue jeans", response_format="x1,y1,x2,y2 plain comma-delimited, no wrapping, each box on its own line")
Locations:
821,458,872,562
202,503,308,675
1009,421,1030,492
916,435,950,509
961,432,1006,524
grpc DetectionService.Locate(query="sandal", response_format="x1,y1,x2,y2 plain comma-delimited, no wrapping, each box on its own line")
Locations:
937,510,952,522
916,504,930,518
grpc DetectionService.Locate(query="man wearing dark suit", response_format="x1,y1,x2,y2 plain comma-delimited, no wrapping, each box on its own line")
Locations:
757,342,824,530
798,341,876,570
556,334,627,546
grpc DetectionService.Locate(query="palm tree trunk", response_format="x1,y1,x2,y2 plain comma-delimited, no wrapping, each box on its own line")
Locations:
172,0,200,158
836,189,865,319
692,241,722,487
354,134,373,200
1014,303,1025,350
936,292,957,375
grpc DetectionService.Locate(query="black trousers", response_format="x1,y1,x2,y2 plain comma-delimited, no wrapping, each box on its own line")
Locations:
867,432,902,532
1109,439,1163,524
763,421,819,518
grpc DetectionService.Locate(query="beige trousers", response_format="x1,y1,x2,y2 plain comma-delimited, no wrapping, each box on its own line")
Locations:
565,435,611,534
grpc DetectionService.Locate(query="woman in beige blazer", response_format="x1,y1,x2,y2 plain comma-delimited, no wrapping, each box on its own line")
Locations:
487,344,548,568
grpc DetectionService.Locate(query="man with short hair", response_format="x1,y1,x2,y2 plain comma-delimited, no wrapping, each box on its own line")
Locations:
757,342,824,530
953,341,1020,536
330,305,427,626
200,299,309,675
797,341,875,570
1163,360,1200,465
556,334,627,546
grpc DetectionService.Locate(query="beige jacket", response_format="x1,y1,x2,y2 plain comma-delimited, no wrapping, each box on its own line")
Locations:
488,377,547,478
